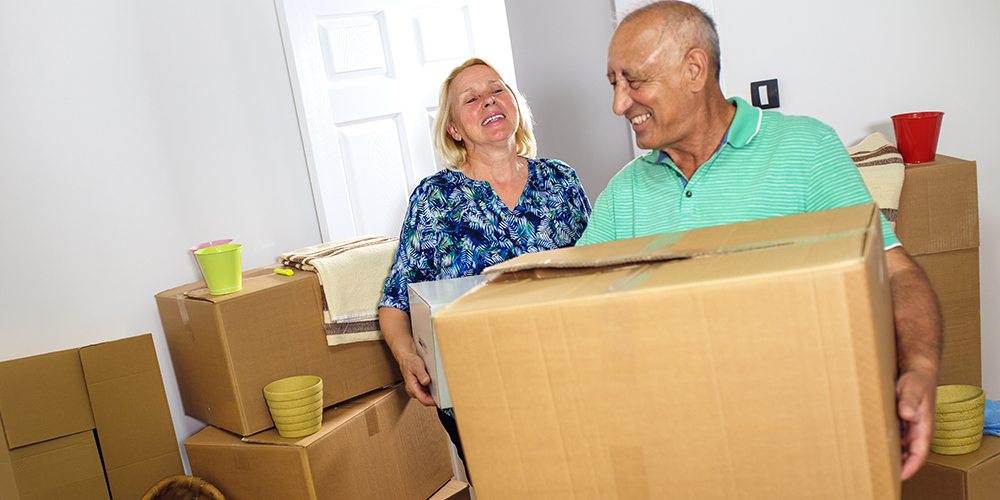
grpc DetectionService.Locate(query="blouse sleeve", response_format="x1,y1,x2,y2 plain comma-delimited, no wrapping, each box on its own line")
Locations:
380,184,434,313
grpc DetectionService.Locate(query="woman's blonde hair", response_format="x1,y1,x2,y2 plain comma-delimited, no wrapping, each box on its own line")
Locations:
432,58,536,170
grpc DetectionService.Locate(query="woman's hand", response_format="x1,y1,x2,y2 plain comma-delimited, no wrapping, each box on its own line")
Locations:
379,306,437,406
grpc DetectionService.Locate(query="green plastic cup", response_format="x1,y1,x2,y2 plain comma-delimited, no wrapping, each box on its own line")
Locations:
194,244,243,295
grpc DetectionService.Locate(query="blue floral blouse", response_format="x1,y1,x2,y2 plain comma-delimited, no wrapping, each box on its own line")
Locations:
380,157,592,312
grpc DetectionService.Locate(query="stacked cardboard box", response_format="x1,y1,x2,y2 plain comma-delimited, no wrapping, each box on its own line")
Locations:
893,155,980,387
434,204,900,499
0,334,183,500
895,157,991,497
184,383,453,500
154,266,402,436
157,265,454,499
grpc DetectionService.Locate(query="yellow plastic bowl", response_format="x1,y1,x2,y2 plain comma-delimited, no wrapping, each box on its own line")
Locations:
275,414,322,432
936,385,986,413
267,399,324,418
263,376,322,402
276,421,323,439
936,414,985,431
271,408,322,425
933,424,983,440
937,406,985,422
931,440,982,456
931,434,982,448
265,391,323,409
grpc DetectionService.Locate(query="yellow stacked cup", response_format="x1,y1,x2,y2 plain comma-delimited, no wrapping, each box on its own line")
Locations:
932,385,985,455
263,376,324,438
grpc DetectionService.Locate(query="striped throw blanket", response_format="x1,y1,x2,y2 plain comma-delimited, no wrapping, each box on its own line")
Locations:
279,236,399,346
847,132,905,230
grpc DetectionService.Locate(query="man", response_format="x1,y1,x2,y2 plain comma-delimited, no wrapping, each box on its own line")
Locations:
580,1,942,480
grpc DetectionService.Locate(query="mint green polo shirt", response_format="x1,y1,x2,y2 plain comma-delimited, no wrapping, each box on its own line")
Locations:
578,96,901,249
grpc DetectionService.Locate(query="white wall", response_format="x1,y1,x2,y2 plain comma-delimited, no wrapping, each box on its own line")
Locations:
0,0,321,471
506,0,999,396
716,0,1000,398
504,0,635,202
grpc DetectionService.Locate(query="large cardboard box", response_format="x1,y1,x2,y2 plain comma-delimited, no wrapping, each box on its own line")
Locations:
902,435,1000,500
155,266,402,436
434,204,900,499
409,275,490,409
184,383,453,500
0,334,183,500
895,155,980,387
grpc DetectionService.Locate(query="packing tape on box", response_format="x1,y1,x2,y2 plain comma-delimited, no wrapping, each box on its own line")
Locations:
608,228,870,292
176,294,195,341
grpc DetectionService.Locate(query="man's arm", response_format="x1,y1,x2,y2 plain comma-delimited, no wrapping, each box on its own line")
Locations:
885,246,942,481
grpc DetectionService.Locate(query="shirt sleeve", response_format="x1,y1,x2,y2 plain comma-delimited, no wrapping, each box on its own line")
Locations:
805,129,901,249
380,185,432,314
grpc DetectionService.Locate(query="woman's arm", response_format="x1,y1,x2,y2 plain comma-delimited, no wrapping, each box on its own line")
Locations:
379,306,436,406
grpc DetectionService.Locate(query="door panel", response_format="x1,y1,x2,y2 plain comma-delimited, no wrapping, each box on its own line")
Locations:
276,0,517,241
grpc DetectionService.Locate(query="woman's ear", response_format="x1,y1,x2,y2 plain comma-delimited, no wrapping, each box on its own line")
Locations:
447,123,462,142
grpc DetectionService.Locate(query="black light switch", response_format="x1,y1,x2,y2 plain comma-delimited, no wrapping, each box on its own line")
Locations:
750,79,780,109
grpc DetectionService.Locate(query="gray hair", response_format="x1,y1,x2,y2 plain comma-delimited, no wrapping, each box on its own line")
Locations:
621,1,721,81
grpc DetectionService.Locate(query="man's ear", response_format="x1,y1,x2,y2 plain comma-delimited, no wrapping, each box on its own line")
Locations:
447,123,462,142
685,48,710,93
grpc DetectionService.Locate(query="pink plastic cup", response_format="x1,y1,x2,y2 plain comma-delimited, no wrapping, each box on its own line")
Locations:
190,239,233,283
891,111,944,164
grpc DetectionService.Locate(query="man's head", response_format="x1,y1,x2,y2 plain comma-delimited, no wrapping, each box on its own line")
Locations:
607,1,722,151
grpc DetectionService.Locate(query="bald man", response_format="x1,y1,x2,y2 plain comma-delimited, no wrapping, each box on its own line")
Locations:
579,1,941,480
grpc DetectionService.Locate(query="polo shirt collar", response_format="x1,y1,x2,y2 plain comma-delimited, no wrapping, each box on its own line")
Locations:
653,96,762,163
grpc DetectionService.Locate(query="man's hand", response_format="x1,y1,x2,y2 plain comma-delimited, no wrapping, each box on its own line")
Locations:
884,247,942,481
897,367,937,480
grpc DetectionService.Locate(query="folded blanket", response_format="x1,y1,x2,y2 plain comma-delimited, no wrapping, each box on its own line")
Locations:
847,132,905,230
279,236,399,346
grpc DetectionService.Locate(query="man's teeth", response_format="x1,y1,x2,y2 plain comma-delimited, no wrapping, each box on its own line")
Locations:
482,114,505,125
631,113,651,125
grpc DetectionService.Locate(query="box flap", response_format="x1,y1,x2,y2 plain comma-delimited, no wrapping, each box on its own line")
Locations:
242,384,400,447
485,203,877,275
181,266,302,304
0,349,95,449
8,431,110,500
924,435,1000,471
79,335,183,497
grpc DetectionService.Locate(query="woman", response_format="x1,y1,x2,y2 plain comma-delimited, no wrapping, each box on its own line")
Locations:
379,58,591,464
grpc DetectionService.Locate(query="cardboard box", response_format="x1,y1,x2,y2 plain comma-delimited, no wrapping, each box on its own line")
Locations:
902,435,1000,500
0,431,109,500
155,266,402,436
428,479,472,500
895,155,978,256
0,334,183,500
409,275,490,409
913,249,980,387
434,204,900,499
895,156,980,387
184,383,453,500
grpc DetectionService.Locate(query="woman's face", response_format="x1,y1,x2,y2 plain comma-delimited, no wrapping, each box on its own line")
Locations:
447,65,519,151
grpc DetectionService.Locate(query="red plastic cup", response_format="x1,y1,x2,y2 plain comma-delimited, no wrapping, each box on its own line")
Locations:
891,111,944,164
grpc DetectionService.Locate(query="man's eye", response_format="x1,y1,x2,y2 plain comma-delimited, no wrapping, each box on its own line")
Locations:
628,79,641,89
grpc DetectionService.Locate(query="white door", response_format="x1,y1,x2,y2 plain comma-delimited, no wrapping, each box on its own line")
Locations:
276,0,519,242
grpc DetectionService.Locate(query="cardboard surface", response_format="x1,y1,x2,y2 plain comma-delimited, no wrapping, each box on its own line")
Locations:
409,275,490,409
434,204,901,499
902,435,1000,500
428,480,471,500
0,431,110,500
155,267,401,436
913,249,981,387
80,335,184,500
0,349,95,449
185,384,453,500
0,334,183,500
895,155,978,256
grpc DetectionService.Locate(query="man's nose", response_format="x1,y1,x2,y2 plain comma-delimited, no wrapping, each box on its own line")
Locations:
612,83,631,116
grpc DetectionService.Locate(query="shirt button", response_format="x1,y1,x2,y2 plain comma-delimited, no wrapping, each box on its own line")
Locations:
685,191,693,198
